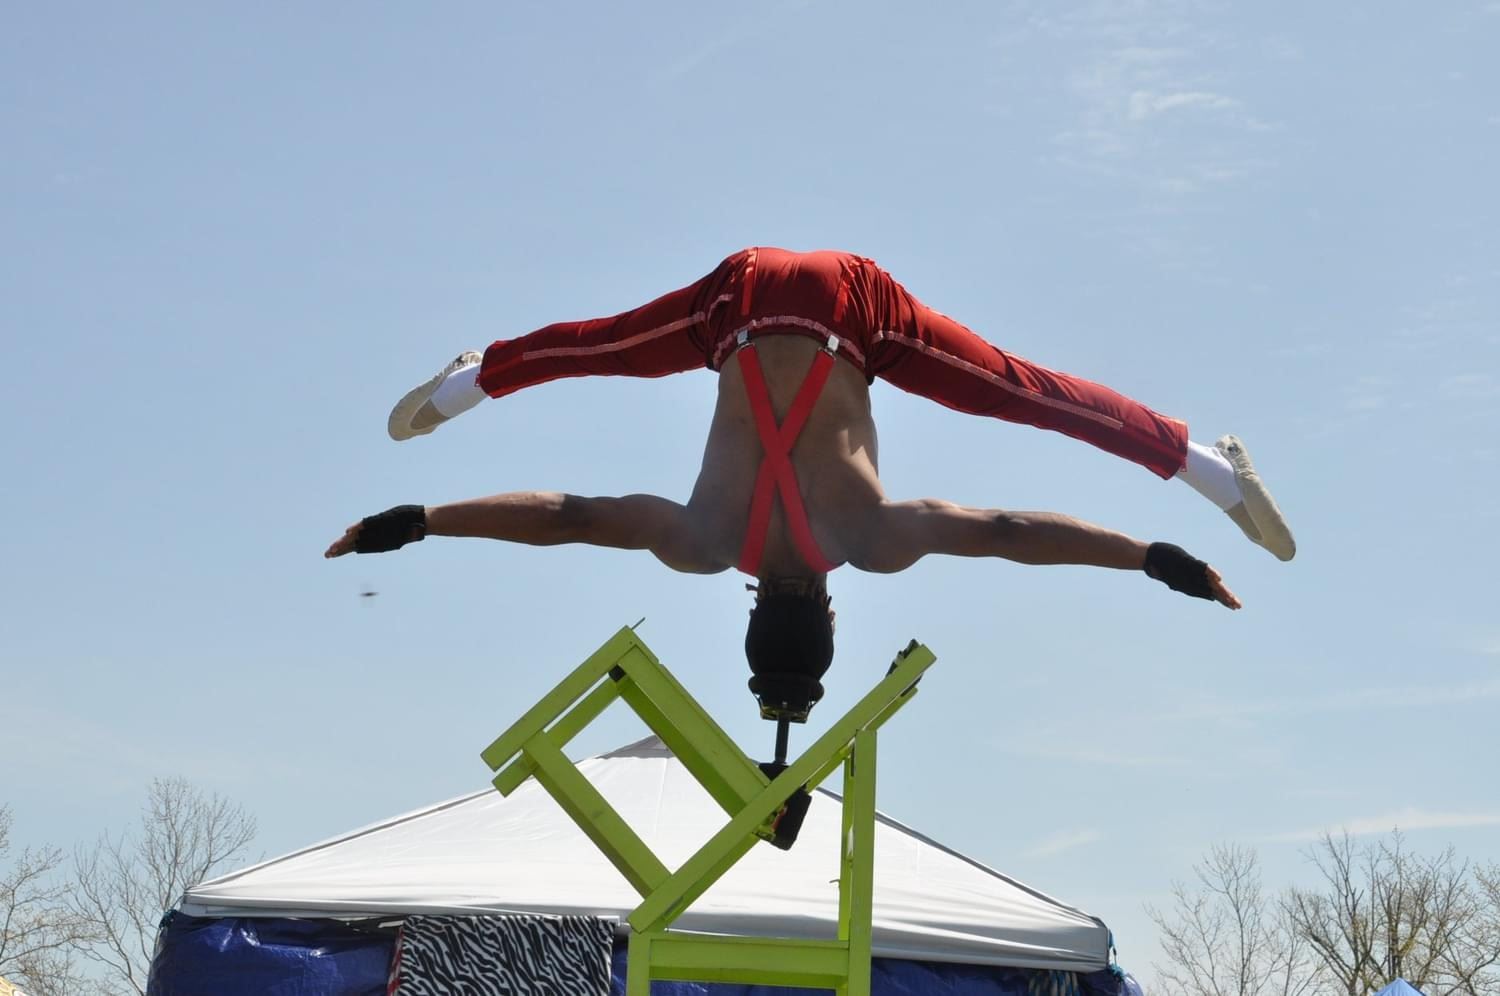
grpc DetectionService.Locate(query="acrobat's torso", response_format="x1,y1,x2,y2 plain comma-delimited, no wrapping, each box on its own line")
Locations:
684,333,886,578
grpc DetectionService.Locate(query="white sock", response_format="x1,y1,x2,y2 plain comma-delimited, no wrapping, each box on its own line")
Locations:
1177,439,1241,510
430,362,486,418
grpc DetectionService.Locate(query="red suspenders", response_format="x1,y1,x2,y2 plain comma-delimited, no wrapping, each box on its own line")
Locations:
735,333,841,577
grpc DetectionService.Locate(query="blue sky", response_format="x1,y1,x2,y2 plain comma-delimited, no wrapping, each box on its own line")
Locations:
3,1,1497,985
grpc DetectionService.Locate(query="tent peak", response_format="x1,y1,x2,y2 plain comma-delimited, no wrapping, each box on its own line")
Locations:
597,735,672,759
1374,980,1426,996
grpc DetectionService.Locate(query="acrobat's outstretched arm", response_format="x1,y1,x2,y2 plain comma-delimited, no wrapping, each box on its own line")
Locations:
324,493,727,574
857,499,1241,609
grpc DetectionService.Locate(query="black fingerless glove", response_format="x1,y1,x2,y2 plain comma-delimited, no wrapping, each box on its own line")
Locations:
1143,542,1214,600
355,504,427,554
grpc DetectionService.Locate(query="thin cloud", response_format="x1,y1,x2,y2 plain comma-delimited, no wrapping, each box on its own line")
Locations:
1000,744,1191,769
1157,177,1201,194
1,693,307,796
1051,53,1267,189
1113,45,1184,66
1343,375,1391,411
1028,829,1104,857
1128,89,1237,120
1441,373,1499,399
1345,394,1389,412
1262,36,1304,62
1284,787,1362,801
1160,677,1500,723
651,0,811,84
997,6,1272,191
1272,341,1333,358
1266,809,1500,843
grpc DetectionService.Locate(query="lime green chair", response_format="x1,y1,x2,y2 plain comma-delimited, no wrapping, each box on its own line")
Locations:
480,626,936,996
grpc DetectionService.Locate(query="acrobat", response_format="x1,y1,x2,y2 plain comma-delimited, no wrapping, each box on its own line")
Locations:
327,247,1294,665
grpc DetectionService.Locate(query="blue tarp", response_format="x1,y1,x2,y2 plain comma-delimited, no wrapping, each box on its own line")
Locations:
147,914,395,996
147,913,1144,996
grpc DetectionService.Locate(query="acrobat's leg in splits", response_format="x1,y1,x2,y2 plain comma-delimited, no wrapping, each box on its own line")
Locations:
386,247,1294,561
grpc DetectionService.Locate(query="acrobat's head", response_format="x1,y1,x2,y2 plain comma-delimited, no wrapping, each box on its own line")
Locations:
744,577,835,687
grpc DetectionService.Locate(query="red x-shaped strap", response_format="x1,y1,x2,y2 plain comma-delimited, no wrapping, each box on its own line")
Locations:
736,343,838,577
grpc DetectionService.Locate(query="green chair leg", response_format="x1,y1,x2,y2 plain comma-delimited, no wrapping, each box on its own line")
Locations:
479,628,936,995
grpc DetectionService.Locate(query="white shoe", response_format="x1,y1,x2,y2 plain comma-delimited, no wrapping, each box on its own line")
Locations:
387,351,483,441
1216,434,1296,561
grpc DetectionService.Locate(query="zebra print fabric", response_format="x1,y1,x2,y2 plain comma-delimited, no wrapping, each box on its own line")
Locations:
1027,969,1084,996
388,914,614,995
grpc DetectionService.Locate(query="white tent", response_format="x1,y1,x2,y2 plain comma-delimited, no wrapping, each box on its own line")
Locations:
183,737,1110,972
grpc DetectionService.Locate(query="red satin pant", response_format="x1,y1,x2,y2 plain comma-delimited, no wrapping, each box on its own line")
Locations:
478,247,1188,479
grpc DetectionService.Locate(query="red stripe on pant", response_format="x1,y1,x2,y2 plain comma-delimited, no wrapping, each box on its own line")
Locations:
856,257,1188,479
477,269,727,397
477,248,1189,480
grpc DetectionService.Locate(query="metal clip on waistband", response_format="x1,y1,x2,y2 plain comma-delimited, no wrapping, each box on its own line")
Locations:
732,327,840,358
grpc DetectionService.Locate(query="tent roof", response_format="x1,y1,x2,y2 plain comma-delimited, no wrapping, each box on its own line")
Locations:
1374,981,1426,996
182,737,1111,971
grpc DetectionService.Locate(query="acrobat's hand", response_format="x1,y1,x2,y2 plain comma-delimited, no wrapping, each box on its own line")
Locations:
1143,542,1242,610
324,505,427,558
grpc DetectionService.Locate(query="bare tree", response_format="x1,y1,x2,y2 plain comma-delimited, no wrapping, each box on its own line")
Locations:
1283,831,1500,996
69,779,256,996
1149,843,1324,996
0,806,92,996
1443,862,1500,996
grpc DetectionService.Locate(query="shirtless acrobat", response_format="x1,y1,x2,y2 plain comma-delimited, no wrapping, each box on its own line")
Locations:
326,248,1295,673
